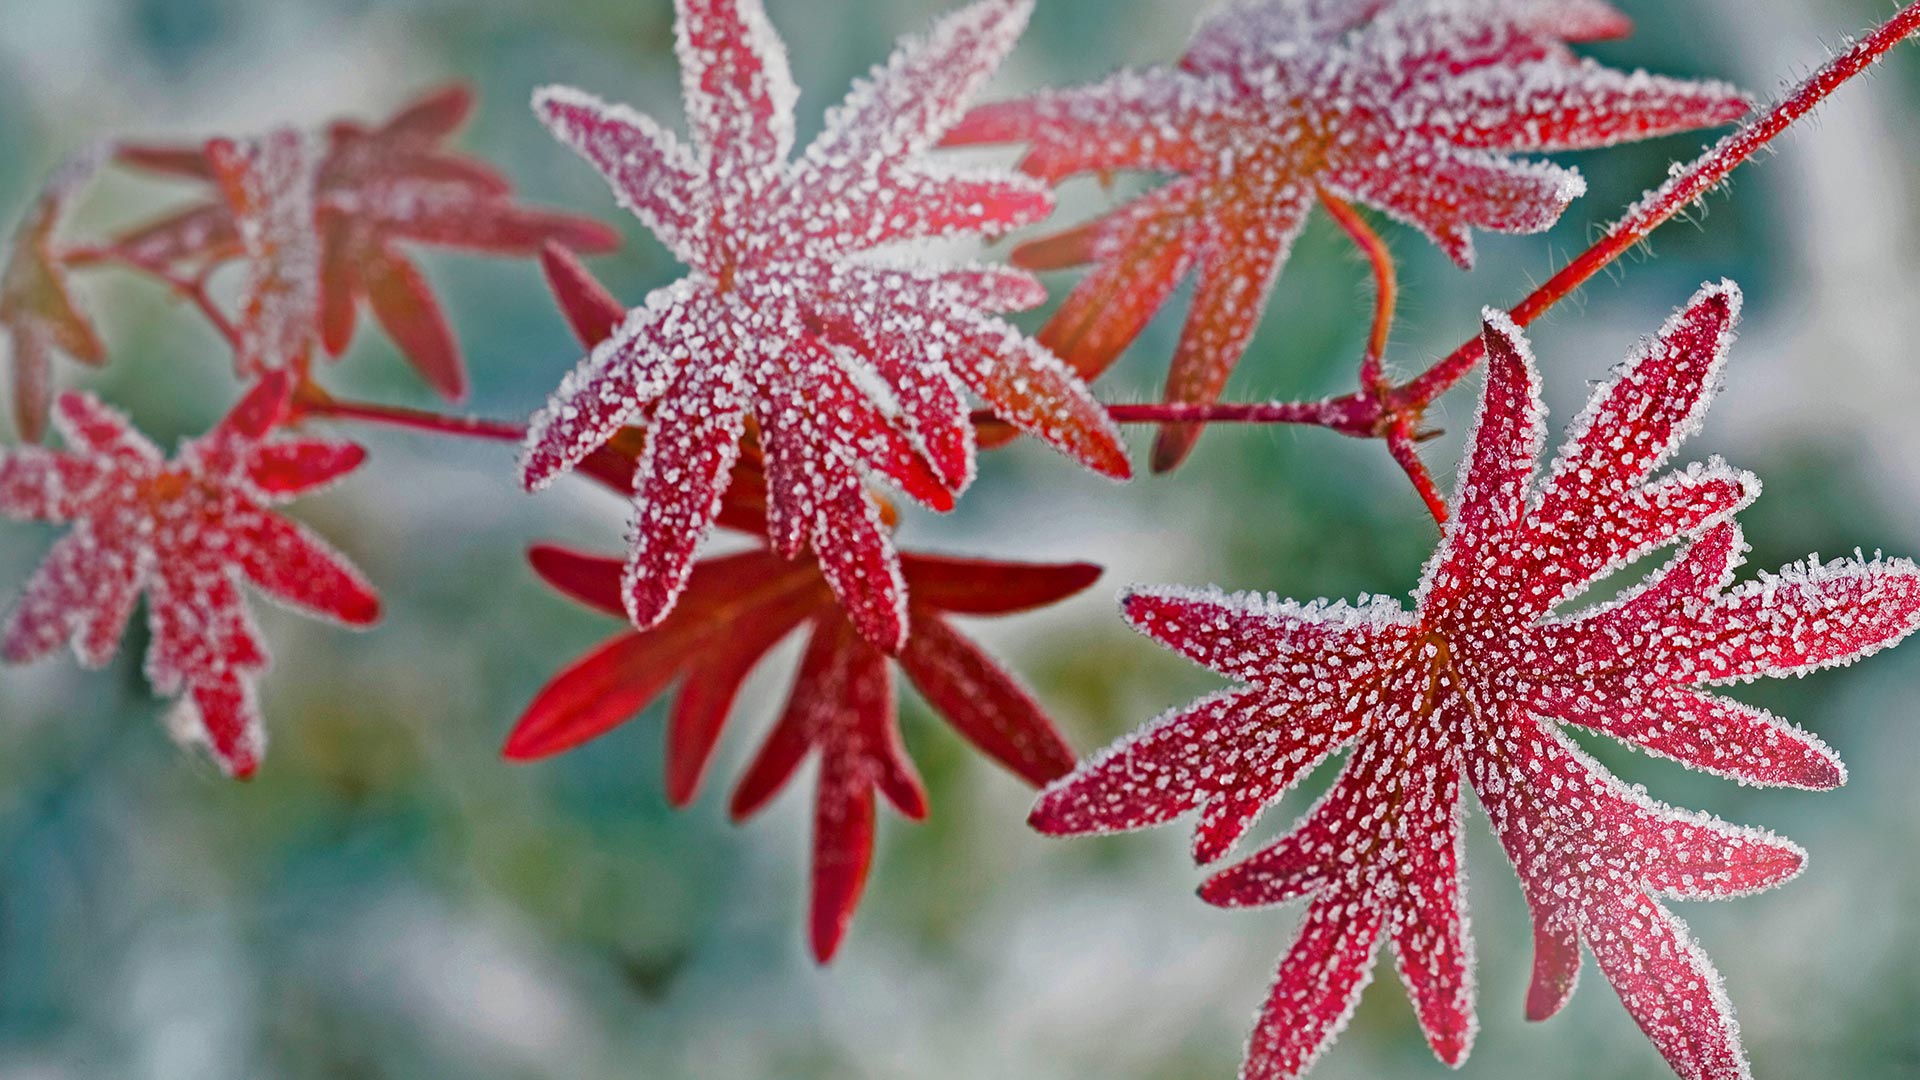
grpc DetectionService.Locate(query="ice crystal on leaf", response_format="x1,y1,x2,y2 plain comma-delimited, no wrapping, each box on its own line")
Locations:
946,0,1750,468
507,542,1093,963
2,151,108,443
208,129,324,375
1184,0,1635,72
1031,282,1920,1080
535,242,777,531
0,372,380,778
113,85,620,398
521,0,1129,653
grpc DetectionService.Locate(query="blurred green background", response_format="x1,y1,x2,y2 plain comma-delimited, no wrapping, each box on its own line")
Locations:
2,0,1918,1077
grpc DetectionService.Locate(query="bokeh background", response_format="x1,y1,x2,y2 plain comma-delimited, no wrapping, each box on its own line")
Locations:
2,0,1918,1077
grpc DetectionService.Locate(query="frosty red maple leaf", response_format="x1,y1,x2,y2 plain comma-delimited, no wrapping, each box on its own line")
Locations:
112,84,619,398
0,371,380,778
945,0,1750,469
508,542,1093,962
2,151,108,443
1031,282,1920,1080
520,0,1129,654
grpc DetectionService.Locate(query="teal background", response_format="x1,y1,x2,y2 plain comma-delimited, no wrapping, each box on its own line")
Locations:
1,1,1918,1077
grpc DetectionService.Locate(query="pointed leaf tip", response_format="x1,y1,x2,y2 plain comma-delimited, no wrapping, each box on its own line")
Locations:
539,241,627,348
527,544,626,617
228,371,295,438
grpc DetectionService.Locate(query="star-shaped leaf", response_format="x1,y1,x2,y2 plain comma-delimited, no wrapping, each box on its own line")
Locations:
113,84,621,399
946,0,1749,468
520,0,1129,654
508,541,1094,962
2,151,108,442
1031,282,1920,1080
0,371,380,777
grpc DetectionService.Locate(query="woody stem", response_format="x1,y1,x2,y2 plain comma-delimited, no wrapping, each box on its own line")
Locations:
1102,397,1369,429
1386,414,1447,524
291,386,525,442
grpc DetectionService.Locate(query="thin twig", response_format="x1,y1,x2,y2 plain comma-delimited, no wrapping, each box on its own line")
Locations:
292,388,525,442
60,243,243,350
1317,188,1398,398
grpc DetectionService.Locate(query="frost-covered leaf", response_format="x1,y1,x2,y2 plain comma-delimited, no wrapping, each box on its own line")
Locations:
947,0,1748,468
1031,281,1920,1080
522,0,1128,652
113,84,620,399
509,541,1095,962
1,150,109,442
0,372,380,777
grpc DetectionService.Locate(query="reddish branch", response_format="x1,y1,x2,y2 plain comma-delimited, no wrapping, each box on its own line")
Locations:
1316,188,1398,398
59,243,242,351
289,386,524,442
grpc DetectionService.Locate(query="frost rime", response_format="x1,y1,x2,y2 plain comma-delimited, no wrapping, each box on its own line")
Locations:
210,129,323,375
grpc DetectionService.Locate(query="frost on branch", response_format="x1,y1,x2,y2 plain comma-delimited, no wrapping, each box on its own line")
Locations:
0,372,380,778
113,84,620,399
521,0,1128,653
1031,281,1920,1080
1,149,109,443
508,542,1094,963
947,0,1750,468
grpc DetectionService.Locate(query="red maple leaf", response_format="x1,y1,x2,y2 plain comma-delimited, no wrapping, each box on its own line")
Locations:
1030,282,1920,1080
2,151,108,443
945,0,1750,469
112,84,620,399
0,371,380,777
508,542,1093,962
519,0,1129,654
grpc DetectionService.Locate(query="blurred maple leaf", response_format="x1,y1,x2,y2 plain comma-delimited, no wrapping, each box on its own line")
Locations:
112,84,620,399
520,0,1129,655
946,0,1750,468
0,372,379,777
1031,282,1920,1080
1,151,108,443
